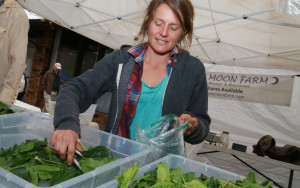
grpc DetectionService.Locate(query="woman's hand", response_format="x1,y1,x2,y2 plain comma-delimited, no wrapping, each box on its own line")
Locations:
50,129,83,165
179,113,198,135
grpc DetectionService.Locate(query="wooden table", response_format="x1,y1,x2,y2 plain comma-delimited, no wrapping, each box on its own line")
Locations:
197,143,300,188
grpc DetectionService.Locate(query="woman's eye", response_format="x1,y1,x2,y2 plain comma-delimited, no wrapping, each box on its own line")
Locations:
170,26,177,31
155,22,161,26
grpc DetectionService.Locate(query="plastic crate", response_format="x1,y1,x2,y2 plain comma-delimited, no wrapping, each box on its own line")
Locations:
0,112,154,188
99,154,243,188
0,101,29,114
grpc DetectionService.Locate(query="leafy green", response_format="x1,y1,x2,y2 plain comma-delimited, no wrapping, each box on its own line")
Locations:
0,138,118,186
81,145,113,161
49,164,82,186
80,157,118,173
156,162,171,182
185,179,207,188
170,168,184,184
0,102,14,115
117,163,274,188
115,162,139,188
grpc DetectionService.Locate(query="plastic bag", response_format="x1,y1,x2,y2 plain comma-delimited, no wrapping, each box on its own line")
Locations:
277,0,300,15
135,114,188,158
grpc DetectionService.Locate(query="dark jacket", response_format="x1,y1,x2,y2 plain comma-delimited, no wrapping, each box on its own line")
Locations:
54,45,211,144
42,70,61,94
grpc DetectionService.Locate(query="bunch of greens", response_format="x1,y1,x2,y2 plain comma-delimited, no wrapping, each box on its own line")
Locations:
0,138,118,186
115,162,273,188
0,101,14,115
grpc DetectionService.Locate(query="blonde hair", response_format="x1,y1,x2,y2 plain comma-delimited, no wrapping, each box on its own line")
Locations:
137,0,194,51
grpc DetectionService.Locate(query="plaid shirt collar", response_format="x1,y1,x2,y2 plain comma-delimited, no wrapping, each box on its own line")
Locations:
128,43,179,75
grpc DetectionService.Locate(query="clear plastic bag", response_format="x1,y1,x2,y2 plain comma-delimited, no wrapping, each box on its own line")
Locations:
277,0,300,15
135,114,188,158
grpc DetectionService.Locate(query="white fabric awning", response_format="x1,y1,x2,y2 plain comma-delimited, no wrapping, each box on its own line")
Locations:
18,0,300,71
25,9,42,20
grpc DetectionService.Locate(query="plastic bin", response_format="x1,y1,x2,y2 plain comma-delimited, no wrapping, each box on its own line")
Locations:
99,154,243,188
0,101,29,114
0,112,154,188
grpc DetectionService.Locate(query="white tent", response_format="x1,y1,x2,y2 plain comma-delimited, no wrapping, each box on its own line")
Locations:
18,0,300,187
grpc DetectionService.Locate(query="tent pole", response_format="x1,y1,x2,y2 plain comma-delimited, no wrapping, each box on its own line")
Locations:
232,155,284,188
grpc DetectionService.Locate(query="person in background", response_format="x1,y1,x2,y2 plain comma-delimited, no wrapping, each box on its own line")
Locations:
17,64,28,101
42,63,62,113
51,0,211,165
0,0,29,104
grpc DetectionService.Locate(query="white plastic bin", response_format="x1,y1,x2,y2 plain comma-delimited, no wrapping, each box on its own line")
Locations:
0,112,153,188
99,154,243,188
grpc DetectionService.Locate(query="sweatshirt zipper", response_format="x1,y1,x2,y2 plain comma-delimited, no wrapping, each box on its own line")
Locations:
110,64,123,133
161,68,173,113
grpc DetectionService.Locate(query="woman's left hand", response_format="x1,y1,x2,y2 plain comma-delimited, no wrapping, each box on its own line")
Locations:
179,113,198,135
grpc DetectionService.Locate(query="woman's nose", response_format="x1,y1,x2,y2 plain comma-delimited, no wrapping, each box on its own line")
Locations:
160,26,168,37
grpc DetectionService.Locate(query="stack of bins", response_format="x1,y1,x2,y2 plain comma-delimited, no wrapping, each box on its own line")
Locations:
99,154,243,188
0,112,154,188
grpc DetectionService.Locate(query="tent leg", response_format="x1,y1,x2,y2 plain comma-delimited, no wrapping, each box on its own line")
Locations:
232,155,284,188
288,170,294,188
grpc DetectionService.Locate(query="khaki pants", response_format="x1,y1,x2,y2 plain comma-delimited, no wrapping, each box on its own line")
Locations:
42,91,57,113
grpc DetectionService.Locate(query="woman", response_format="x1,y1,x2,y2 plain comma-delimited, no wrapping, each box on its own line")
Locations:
51,0,211,165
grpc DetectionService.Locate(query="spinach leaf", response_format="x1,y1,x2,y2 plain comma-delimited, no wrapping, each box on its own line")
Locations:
49,164,82,186
170,167,184,184
183,172,197,182
0,138,118,186
115,162,139,188
79,157,115,173
150,181,174,187
132,174,155,188
185,179,207,188
81,145,113,161
156,162,170,182
0,102,14,115
206,176,220,188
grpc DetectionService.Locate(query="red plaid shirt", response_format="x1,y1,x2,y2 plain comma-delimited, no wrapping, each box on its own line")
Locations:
118,43,178,139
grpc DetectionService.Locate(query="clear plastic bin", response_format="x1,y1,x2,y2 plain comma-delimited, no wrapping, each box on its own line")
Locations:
0,101,29,114
99,154,243,188
0,112,153,188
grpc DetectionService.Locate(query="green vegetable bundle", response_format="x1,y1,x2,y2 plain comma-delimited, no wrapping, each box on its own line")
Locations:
115,162,273,188
0,138,118,186
0,102,14,115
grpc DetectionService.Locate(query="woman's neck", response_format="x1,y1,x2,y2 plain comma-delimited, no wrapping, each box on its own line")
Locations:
143,48,170,68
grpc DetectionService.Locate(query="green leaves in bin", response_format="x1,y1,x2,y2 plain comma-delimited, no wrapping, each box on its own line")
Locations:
157,162,171,182
236,172,273,188
117,162,274,188
81,145,114,161
0,138,119,186
49,164,81,186
80,157,118,173
115,162,139,188
0,101,14,115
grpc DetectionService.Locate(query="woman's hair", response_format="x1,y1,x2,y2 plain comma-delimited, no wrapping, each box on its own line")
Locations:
137,0,194,51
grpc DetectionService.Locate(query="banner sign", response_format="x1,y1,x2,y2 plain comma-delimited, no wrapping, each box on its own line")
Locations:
206,72,294,106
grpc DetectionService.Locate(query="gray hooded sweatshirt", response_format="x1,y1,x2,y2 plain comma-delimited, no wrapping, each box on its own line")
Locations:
54,45,211,144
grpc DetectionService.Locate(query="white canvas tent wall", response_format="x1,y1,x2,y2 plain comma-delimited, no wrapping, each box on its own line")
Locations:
18,0,300,187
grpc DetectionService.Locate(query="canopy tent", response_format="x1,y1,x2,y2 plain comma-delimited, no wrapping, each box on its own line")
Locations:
19,0,300,71
19,0,300,187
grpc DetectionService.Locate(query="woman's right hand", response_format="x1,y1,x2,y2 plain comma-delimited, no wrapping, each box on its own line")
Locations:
50,129,83,165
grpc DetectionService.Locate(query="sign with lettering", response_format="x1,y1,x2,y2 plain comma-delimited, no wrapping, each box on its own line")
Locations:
206,72,294,106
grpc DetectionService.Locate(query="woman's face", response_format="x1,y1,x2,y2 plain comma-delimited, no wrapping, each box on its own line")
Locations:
147,4,183,55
